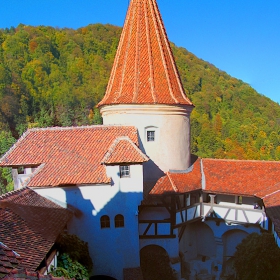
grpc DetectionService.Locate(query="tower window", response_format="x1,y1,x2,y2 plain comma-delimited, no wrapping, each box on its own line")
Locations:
100,215,110,228
120,165,130,177
147,130,155,142
115,214,124,228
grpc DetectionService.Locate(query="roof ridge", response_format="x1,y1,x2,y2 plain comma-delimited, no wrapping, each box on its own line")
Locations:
150,0,179,103
102,136,149,164
22,163,46,187
260,183,280,199
0,186,30,200
0,130,31,164
166,172,178,192
27,124,137,132
203,158,280,163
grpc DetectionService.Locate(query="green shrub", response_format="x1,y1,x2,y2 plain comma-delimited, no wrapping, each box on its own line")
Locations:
50,253,89,280
234,232,280,280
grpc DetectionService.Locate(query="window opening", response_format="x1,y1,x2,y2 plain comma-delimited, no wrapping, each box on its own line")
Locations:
100,215,110,228
120,165,130,178
17,166,24,174
237,196,242,205
115,214,124,228
147,130,155,142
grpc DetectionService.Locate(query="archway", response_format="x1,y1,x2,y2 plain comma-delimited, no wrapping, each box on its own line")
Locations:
140,245,176,280
222,229,248,277
195,222,216,259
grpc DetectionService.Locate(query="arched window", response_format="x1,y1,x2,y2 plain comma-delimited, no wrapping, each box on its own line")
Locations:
114,214,124,228
100,215,110,228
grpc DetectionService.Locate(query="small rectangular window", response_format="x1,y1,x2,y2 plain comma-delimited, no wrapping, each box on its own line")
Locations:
147,130,155,142
120,165,130,178
237,196,242,205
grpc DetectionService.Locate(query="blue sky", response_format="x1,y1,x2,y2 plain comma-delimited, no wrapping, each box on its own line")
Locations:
1,0,279,104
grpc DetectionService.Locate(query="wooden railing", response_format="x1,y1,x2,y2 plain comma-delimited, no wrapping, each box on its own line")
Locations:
175,202,265,227
138,202,265,238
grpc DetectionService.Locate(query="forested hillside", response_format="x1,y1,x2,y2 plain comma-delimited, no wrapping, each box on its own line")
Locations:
1,24,280,193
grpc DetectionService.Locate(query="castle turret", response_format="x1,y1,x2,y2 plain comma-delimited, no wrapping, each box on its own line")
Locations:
98,0,194,183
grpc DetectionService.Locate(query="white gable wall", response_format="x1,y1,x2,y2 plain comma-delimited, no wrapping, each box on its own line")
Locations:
34,163,144,280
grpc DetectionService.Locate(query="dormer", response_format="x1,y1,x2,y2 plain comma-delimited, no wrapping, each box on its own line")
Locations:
102,136,149,192
11,165,41,190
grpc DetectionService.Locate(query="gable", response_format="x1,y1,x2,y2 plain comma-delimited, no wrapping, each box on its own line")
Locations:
102,136,149,164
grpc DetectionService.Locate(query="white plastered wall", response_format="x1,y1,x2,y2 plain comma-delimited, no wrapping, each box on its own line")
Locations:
101,104,193,182
34,163,144,280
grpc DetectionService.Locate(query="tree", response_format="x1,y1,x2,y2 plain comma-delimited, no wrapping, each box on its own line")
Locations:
50,253,89,280
233,232,280,280
0,130,15,194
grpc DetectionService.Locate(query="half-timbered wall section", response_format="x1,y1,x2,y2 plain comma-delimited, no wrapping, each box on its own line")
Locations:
140,191,266,239
139,196,176,239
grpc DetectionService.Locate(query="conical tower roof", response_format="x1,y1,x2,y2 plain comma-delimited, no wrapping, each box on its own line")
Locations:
98,0,193,107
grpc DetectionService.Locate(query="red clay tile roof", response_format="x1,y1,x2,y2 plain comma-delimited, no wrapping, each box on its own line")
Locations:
0,187,72,271
150,158,280,199
150,159,202,195
0,125,140,187
202,158,280,196
102,136,149,164
98,0,193,107
0,242,23,278
2,268,70,279
259,187,280,236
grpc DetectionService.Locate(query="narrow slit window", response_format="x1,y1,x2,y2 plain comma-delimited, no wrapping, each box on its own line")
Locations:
120,165,130,178
100,215,110,228
237,196,242,205
115,214,124,228
147,130,155,142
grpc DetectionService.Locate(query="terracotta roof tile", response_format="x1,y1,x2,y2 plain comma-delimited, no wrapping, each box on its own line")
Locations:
2,268,70,279
102,136,149,164
0,187,72,271
149,158,280,205
150,159,202,195
0,125,139,187
0,243,23,278
98,0,193,107
202,158,280,196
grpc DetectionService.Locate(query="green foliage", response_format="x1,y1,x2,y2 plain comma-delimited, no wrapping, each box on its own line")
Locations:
56,233,92,272
0,130,15,194
0,23,280,194
172,44,280,160
0,130,15,155
233,232,280,280
50,253,89,280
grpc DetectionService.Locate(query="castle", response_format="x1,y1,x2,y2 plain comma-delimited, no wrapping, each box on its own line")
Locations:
1,0,280,279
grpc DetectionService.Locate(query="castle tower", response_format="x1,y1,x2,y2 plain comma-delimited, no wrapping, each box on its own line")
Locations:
98,0,194,183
